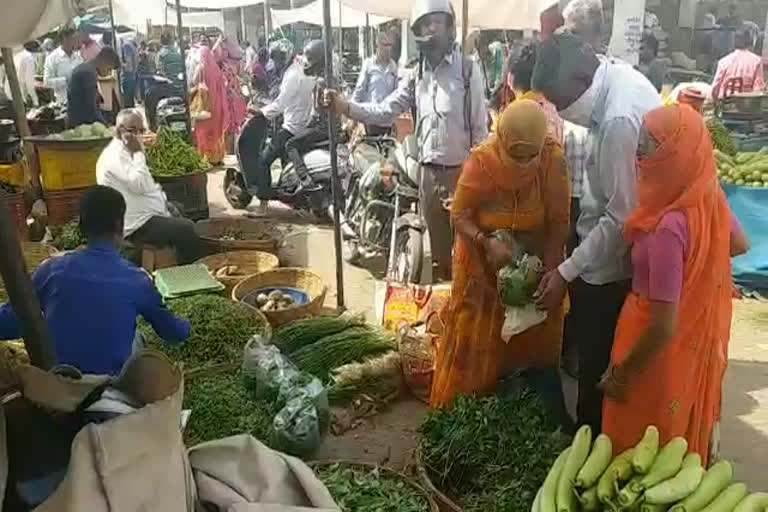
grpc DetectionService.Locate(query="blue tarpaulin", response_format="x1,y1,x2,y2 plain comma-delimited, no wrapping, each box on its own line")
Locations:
723,184,768,291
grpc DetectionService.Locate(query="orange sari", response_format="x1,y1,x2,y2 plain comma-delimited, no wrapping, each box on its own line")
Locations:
602,105,733,465
430,100,571,409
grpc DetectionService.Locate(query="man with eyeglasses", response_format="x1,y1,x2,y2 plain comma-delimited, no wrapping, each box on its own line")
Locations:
352,31,399,135
96,109,204,264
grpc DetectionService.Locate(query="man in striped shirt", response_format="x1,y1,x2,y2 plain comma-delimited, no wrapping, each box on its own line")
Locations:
711,27,765,101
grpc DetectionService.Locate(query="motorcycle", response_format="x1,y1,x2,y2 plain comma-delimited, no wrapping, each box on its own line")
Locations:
224,114,348,219
342,134,424,284
144,74,189,137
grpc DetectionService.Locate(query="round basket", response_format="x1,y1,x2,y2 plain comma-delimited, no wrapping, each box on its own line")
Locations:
196,218,281,254
196,251,280,294
232,268,327,327
0,243,58,301
310,460,439,512
415,445,464,512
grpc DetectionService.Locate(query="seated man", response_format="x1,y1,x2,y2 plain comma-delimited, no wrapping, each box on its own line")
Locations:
0,186,190,376
97,109,204,264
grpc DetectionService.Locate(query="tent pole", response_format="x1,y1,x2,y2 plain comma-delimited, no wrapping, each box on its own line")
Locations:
264,0,273,38
337,0,343,55
321,0,346,310
175,0,193,140
0,49,56,370
461,0,469,53
108,0,118,51
365,14,370,58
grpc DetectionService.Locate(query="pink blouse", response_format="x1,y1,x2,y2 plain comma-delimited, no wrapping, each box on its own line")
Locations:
631,210,742,303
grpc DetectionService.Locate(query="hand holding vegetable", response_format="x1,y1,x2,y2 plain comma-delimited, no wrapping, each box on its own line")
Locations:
484,236,514,272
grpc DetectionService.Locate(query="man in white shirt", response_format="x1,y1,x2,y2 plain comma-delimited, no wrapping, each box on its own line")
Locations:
247,57,314,212
44,28,83,105
16,42,40,107
96,109,203,264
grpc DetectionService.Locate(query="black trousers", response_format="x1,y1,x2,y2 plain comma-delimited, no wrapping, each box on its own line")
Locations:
571,278,631,433
247,128,293,200
129,216,203,265
285,129,327,182
562,198,583,359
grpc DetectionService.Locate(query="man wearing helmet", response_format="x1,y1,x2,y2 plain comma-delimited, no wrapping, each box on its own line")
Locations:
326,0,488,281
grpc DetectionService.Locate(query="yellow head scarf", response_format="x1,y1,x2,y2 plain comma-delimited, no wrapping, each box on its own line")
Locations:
494,99,549,169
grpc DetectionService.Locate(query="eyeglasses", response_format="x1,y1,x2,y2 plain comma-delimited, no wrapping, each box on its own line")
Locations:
122,126,146,135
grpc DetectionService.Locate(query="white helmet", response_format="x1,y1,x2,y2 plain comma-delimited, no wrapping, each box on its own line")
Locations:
410,0,456,39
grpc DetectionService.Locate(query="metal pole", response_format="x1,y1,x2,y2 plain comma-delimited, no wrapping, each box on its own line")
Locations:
461,0,469,53
321,0,346,309
175,0,193,140
365,14,371,58
240,7,247,43
264,0,273,38
337,0,343,54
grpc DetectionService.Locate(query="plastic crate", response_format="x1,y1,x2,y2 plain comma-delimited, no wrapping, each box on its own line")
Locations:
156,171,209,221
35,138,110,191
45,187,87,226
2,191,27,240
153,263,224,299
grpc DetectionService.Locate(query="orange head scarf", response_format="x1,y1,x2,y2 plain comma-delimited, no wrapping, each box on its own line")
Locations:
469,99,549,192
625,104,720,240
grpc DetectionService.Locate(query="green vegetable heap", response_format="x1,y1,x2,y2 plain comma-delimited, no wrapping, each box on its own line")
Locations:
147,127,210,177
59,122,113,140
536,425,767,512
706,118,736,157
183,369,280,446
138,294,267,369
498,255,543,307
420,390,570,512
315,463,430,512
716,148,768,188
49,218,87,251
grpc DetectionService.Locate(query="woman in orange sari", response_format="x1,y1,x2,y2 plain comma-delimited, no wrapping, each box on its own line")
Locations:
430,99,571,409
601,105,749,465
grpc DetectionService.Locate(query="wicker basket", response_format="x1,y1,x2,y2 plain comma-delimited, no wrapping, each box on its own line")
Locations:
45,187,87,226
196,251,279,294
231,268,327,327
0,243,58,302
397,312,441,404
309,460,440,512
415,446,464,512
3,191,27,240
196,218,281,254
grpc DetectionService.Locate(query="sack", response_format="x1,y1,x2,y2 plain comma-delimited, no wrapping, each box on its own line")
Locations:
190,83,212,122
501,304,548,340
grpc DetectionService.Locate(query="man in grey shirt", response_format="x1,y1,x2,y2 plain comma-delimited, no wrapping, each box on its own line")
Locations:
352,31,399,135
327,0,487,281
532,33,662,432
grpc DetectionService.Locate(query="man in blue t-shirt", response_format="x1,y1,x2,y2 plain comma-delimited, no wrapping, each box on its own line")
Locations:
0,186,190,375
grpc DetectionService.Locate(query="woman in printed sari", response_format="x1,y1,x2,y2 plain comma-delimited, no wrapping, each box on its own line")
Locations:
601,104,749,465
213,37,247,139
430,99,571,409
190,47,230,165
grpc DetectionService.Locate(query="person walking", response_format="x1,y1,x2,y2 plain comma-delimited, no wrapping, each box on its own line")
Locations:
189,47,230,165
213,36,248,139
601,104,749,464
352,31,399,135
326,0,488,281
431,99,570,409
532,33,661,433
121,37,139,108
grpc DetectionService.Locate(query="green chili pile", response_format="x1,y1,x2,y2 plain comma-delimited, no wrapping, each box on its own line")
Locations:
706,117,737,157
147,127,210,177
138,294,268,369
315,463,431,512
183,369,280,446
419,390,570,512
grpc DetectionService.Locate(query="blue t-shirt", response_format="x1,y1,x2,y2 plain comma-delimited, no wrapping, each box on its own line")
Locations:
0,243,190,375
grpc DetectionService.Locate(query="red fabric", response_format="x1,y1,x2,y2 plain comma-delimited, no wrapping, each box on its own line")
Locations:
194,47,230,164
213,37,247,136
603,105,734,465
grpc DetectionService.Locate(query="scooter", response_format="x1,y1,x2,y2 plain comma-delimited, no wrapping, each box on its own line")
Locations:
224,114,348,219
144,74,189,137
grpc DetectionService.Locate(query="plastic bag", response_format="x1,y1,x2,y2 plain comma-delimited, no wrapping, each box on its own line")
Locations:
279,372,330,436
501,305,548,341
242,336,300,401
190,83,212,121
271,396,321,458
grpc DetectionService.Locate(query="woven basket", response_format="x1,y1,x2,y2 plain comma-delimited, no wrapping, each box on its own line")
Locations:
196,218,281,254
0,243,58,301
231,268,327,327
415,446,464,512
397,312,441,404
309,460,440,512
196,251,279,294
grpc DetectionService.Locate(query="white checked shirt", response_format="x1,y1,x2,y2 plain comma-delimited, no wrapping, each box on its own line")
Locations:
563,121,589,199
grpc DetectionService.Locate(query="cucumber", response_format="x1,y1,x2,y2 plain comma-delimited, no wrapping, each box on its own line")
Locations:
645,465,705,504
598,449,635,505
669,460,733,512
633,426,661,474
556,425,592,512
638,437,688,490
699,483,748,512
734,493,768,512
576,433,613,488
541,448,570,512
620,476,645,508
681,453,702,469
577,486,600,512
642,504,671,512
532,487,543,512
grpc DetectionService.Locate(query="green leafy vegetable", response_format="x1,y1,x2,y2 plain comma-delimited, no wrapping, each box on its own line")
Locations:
147,127,210,177
139,294,267,369
419,391,570,512
49,218,87,251
707,118,736,157
315,463,430,512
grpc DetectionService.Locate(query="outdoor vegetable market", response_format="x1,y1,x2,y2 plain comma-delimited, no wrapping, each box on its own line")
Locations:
2,0,768,510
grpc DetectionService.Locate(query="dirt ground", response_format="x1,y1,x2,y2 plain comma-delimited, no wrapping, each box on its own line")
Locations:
207,170,768,485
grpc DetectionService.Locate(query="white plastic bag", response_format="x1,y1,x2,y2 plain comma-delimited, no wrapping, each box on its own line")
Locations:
501,304,548,341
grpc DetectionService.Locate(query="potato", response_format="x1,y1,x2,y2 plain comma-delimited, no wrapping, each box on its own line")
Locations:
268,290,283,301
256,293,269,307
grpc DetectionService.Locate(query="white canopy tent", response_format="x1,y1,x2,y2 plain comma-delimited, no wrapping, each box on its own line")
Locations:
176,0,261,7
271,0,391,28
338,0,555,31
112,0,225,30
0,0,79,47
